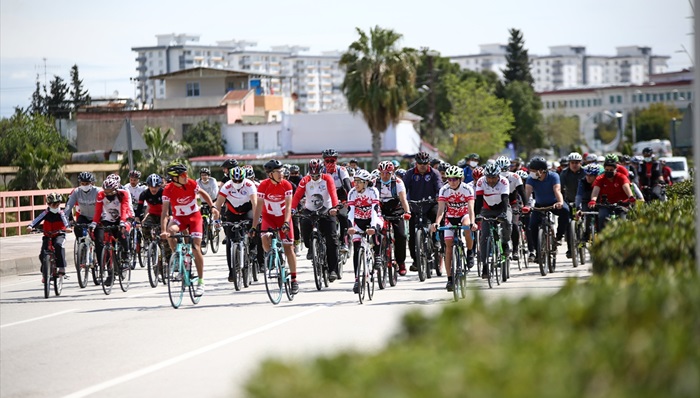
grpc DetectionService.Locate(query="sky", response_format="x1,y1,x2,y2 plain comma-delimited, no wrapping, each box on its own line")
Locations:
0,0,693,118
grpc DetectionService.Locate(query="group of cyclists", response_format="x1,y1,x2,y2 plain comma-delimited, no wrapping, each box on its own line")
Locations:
28,144,668,299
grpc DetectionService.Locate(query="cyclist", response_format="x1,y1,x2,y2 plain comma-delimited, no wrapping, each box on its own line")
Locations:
252,159,299,294
347,169,382,293
134,173,171,267
431,166,475,291
214,166,257,281
196,168,219,201
288,165,302,186
404,151,442,272
523,157,570,264
660,159,673,186
64,171,99,240
89,175,132,286
161,163,219,297
510,157,527,173
495,156,526,261
463,153,481,183
291,159,341,281
322,149,352,254
636,147,665,202
27,192,72,279
220,158,239,187
243,165,259,187
347,158,360,173
589,157,635,230
437,162,450,182
575,164,602,240
474,163,511,279
124,170,147,211
559,152,584,206
376,160,412,276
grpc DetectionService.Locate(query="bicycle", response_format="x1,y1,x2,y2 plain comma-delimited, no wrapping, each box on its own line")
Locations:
199,204,221,255
596,197,632,230
335,204,351,277
33,229,66,298
379,214,403,288
166,232,201,309
565,203,579,269
143,223,165,288
479,216,507,288
438,225,471,301
73,223,97,288
574,209,598,265
531,207,557,276
299,210,332,291
409,198,440,282
354,231,376,304
127,219,144,270
262,228,295,305
511,210,529,271
222,220,254,291
94,225,131,295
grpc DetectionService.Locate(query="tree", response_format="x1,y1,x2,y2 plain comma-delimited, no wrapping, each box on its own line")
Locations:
140,126,190,176
633,103,683,142
29,75,47,115
69,64,91,111
504,81,544,155
183,120,225,157
9,145,71,190
439,74,514,164
502,28,534,87
340,26,419,166
46,75,70,119
541,112,581,155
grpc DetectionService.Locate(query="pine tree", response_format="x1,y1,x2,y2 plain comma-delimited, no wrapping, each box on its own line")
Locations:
69,64,91,111
46,75,70,119
29,75,47,115
503,28,534,86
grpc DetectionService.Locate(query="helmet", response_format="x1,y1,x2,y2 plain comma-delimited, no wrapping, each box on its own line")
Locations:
568,152,583,162
642,147,653,156
355,169,371,181
414,152,430,164
631,155,644,164
437,162,450,172
528,157,547,171
347,167,355,177
230,166,245,181
621,155,631,163
145,174,163,187
281,167,290,178
370,169,380,180
467,153,480,160
244,165,255,179
584,164,603,176
596,155,606,163
495,156,511,171
200,168,210,176
472,166,484,180
78,171,95,183
445,166,464,179
102,175,121,190
395,168,406,178
166,162,188,177
46,192,63,204
559,157,569,164
604,153,619,165
289,165,300,173
378,160,395,172
483,163,500,177
322,149,339,159
106,173,121,185
349,158,359,164
515,170,529,180
512,157,523,165
128,170,141,179
221,158,238,169
430,158,441,167
282,163,292,170
585,153,598,162
263,159,282,173
308,159,322,175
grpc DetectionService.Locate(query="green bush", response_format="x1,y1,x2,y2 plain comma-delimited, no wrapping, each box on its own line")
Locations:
244,273,700,398
667,179,694,200
590,196,695,274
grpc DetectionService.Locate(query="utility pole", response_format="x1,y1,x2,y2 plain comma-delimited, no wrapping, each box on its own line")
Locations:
426,50,439,145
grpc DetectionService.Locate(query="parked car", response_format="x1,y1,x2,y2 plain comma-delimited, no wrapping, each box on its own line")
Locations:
659,156,689,182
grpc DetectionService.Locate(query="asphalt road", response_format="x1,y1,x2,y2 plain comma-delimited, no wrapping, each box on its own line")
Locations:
0,245,590,398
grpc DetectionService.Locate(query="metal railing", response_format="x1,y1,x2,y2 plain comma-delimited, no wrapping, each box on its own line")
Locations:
0,188,74,237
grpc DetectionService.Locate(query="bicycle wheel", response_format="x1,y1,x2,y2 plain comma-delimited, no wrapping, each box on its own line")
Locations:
101,248,114,295
73,239,80,271
147,241,160,288
42,254,51,299
367,253,375,301
210,224,220,253
76,242,89,289
242,240,252,288
249,246,259,282
501,253,509,283
576,220,586,266
232,244,242,291
200,219,209,255
137,232,144,268
537,228,549,276
415,229,427,282
377,253,388,290
519,225,529,269
311,237,323,291
484,238,493,289
91,252,100,286
263,251,283,305
548,231,557,273
284,269,295,301
117,250,131,292
188,262,201,305
54,268,64,296
451,245,460,302
385,239,397,287
356,247,366,304
458,249,467,299
568,221,579,268
167,253,184,309
491,238,501,286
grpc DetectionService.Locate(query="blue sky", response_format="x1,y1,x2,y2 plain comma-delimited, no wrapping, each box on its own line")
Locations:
0,0,692,118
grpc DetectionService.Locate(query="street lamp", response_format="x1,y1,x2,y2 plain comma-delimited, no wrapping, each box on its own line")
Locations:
602,110,623,151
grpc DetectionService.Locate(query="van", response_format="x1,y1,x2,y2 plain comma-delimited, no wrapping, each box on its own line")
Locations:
659,156,689,182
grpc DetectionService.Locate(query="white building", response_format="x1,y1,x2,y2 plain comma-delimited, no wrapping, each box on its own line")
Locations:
449,44,508,75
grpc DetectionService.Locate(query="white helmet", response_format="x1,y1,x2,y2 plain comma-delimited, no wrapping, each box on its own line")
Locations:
355,169,371,181
568,152,583,161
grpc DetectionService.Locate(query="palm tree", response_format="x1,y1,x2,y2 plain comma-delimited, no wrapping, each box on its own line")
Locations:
139,126,190,176
340,26,419,167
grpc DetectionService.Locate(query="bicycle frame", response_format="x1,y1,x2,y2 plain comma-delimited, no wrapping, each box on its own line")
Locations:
480,217,505,287
167,232,200,308
409,198,439,282
36,230,64,298
380,215,402,288
532,207,557,276
300,211,331,291
438,225,470,301
262,228,294,305
355,231,376,304
222,220,253,291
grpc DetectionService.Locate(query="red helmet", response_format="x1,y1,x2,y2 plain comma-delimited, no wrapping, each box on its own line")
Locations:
378,161,395,172
472,166,484,181
308,159,322,175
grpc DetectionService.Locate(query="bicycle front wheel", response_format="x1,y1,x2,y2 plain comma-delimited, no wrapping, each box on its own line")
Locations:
242,240,252,288
54,267,64,296
76,242,89,289
231,244,242,291
569,221,579,268
263,251,282,305
415,229,427,282
200,219,209,255
188,262,201,305
117,251,131,292
210,224,220,253
167,253,184,308
451,245,460,302
147,241,160,288
101,248,114,295
356,247,366,304
311,237,323,291
42,254,52,299
537,228,549,276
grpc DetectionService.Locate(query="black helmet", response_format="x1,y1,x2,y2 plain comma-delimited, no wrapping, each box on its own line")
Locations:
166,162,188,177
128,170,142,179
263,159,283,173
642,147,653,156
349,158,358,164
146,174,163,187
529,157,548,171
289,165,300,173
322,149,339,159
47,192,63,204
415,151,430,164
78,171,95,183
437,162,450,172
467,153,480,161
430,158,441,166
221,158,238,169
200,167,210,175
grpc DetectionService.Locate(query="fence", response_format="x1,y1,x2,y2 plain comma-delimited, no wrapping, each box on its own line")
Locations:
0,188,74,237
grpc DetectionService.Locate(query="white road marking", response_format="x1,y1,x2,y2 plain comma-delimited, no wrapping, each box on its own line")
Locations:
0,309,77,329
63,305,325,398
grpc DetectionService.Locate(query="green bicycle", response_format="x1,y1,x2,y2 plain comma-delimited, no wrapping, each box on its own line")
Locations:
167,232,201,309
262,228,295,305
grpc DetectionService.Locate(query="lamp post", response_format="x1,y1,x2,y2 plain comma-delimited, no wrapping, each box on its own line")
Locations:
632,89,642,146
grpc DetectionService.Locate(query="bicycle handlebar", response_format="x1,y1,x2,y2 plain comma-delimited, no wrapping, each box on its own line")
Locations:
437,225,471,231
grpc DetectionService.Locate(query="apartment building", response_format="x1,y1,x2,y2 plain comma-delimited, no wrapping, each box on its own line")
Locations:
132,34,346,113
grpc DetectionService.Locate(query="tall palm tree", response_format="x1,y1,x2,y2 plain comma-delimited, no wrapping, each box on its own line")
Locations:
340,26,419,167
140,126,190,176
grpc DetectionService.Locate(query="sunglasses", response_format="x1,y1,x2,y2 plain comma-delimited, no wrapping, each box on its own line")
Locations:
447,177,461,182
232,178,244,183
310,174,321,178
324,159,336,164
354,179,365,184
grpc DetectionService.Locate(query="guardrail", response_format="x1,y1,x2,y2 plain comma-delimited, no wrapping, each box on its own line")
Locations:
0,188,74,237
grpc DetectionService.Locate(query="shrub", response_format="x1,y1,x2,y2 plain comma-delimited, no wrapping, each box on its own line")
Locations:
244,273,700,398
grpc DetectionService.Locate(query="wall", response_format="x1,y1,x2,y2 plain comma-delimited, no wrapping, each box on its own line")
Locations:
222,123,281,154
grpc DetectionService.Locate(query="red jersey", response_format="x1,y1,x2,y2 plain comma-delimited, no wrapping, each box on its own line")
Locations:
616,164,629,178
593,173,630,204
257,179,293,222
163,179,200,217
93,189,131,224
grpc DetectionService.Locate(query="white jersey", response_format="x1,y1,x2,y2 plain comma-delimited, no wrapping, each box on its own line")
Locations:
197,177,219,201
347,186,381,226
124,183,147,205
377,178,406,203
297,174,335,212
218,179,256,209
501,171,523,194
475,176,509,207
438,182,474,218
329,166,350,190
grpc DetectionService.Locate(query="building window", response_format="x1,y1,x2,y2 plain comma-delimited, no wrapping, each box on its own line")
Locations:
652,94,657,101
277,130,281,146
186,82,200,97
243,132,258,150
646,93,651,102
587,99,591,107
617,95,622,103
687,92,692,100
673,91,679,100
610,95,615,104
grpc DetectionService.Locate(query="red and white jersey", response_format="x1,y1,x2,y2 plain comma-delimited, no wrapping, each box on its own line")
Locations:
501,171,523,194
347,186,381,225
163,179,200,217
328,166,350,190
93,189,131,223
438,182,474,218
475,176,510,207
291,174,338,212
377,178,406,202
257,179,293,220
218,179,257,211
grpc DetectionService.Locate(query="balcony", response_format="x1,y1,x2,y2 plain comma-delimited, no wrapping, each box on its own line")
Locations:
136,65,147,72
135,56,146,63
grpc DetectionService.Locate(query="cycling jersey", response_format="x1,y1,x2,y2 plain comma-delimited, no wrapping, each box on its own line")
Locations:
93,189,131,224
29,207,71,232
197,177,219,201
438,182,475,218
559,167,584,203
163,179,200,217
475,176,509,210
327,166,351,200
291,174,338,212
377,177,406,214
124,183,147,206
136,187,164,217
593,173,630,204
526,171,560,206
64,186,99,220
218,179,257,214
404,166,442,201
347,186,381,226
257,179,293,222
